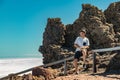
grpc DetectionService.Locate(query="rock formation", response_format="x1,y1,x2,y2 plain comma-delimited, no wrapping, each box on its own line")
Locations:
65,4,115,50
104,2,120,43
2,1,120,80
32,67,58,80
39,18,74,64
104,2,120,34
104,2,120,72
39,1,120,73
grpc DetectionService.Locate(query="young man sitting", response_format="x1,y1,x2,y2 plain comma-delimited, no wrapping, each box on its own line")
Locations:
73,29,90,74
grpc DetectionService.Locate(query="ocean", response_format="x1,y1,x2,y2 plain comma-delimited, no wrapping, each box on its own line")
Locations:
0,57,43,78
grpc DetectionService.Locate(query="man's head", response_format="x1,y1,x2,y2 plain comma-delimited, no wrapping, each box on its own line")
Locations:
79,29,86,37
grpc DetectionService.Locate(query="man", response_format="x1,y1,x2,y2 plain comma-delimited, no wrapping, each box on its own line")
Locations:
73,29,90,74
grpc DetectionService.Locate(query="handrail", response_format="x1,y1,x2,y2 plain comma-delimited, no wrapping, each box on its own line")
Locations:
92,46,120,73
0,56,74,80
92,46,120,52
1,46,120,80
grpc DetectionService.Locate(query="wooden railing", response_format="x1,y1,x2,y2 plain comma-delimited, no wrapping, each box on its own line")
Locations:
1,46,120,80
92,46,120,73
0,56,74,80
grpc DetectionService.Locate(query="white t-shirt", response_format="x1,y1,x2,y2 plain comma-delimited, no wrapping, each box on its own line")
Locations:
74,36,90,52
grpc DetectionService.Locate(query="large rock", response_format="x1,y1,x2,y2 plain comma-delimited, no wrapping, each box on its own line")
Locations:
104,2,120,33
39,18,65,64
42,18,65,46
32,67,58,80
39,2,120,74
39,18,74,64
104,1,120,73
105,52,120,73
65,4,115,49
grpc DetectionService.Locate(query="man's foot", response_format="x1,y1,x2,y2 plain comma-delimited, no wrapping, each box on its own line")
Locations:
82,64,89,72
73,71,79,75
81,68,88,72
83,64,87,69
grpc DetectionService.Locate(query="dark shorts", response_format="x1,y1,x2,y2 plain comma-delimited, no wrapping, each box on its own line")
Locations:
74,51,83,60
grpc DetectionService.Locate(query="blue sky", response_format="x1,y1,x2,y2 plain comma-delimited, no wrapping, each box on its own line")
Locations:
0,0,118,58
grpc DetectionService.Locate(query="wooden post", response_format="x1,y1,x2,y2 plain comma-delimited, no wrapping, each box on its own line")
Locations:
93,52,97,73
64,60,67,75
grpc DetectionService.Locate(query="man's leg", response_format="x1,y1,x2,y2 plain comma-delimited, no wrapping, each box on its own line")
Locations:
73,51,82,74
82,49,89,71
82,49,87,64
73,59,78,73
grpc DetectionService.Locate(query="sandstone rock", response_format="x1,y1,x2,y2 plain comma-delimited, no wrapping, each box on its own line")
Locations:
33,75,45,80
105,52,120,73
43,18,65,46
39,18,74,64
22,74,33,80
32,67,57,80
39,2,120,74
104,2,120,33
104,1,120,73
65,4,115,49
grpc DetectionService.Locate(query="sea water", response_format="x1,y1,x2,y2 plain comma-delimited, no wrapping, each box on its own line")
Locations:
0,58,43,78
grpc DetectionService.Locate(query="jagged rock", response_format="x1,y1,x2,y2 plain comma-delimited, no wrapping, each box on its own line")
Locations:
32,67,58,80
39,2,120,74
115,32,120,42
104,1,120,73
39,18,74,64
39,18,65,64
22,74,33,80
65,4,115,49
104,2,120,33
105,52,120,73
6,74,33,80
43,18,65,46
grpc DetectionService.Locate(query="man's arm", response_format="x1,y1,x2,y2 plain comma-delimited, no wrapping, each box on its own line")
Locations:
74,44,89,49
82,46,89,49
74,44,80,49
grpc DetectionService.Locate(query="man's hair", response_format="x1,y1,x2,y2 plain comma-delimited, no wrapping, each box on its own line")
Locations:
80,29,86,33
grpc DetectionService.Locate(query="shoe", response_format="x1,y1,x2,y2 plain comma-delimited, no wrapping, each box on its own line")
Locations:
81,68,88,72
83,64,87,68
82,64,89,72
73,71,79,75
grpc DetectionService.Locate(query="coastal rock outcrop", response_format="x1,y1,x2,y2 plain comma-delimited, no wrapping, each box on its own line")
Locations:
104,2,120,72
104,2,120,34
39,1,120,74
39,18,74,64
65,4,115,50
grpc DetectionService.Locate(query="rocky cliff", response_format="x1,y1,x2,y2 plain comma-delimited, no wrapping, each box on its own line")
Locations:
65,4,115,50
104,2,120,73
39,1,120,73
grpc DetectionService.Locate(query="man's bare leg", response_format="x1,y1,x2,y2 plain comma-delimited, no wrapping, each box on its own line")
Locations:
73,59,78,73
82,49,87,65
